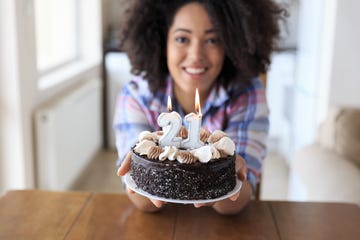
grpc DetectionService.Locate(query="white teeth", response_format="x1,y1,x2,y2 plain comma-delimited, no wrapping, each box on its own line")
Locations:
186,68,205,74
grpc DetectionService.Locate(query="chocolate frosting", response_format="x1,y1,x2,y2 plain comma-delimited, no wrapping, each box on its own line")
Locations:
130,150,236,200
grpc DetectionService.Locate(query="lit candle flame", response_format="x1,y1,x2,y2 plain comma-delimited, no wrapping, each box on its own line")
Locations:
195,88,202,117
167,96,172,111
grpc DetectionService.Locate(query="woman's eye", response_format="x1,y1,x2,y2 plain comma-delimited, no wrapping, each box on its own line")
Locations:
175,37,188,43
206,38,219,44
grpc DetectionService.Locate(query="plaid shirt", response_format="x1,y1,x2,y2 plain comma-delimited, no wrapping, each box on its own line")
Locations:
113,76,269,190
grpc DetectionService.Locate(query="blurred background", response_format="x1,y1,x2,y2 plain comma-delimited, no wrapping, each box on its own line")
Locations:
0,0,359,205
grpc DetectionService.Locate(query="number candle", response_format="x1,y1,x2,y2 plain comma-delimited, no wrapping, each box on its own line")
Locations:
182,88,204,149
157,96,182,147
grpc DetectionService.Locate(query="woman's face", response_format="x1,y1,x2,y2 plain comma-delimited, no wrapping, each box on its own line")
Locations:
166,2,225,99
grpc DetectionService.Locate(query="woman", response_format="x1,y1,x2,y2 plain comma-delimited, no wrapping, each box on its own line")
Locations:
115,0,284,214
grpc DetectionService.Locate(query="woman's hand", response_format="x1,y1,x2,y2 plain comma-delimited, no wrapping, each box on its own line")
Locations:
117,152,132,177
117,151,166,210
235,154,248,182
194,154,248,209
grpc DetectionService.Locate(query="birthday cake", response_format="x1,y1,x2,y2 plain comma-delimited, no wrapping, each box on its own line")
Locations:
130,128,237,200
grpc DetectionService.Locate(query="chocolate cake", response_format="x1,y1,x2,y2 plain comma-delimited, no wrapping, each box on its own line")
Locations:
131,150,236,200
129,129,237,200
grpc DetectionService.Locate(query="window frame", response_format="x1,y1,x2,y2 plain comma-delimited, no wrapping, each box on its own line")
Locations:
32,0,102,91
34,0,80,74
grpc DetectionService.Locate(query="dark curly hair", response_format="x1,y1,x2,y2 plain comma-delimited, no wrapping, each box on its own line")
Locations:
120,0,285,93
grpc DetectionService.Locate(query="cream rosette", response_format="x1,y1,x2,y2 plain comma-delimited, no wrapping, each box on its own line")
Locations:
212,136,236,156
138,131,159,142
159,146,178,161
190,145,213,163
134,129,236,163
134,139,156,155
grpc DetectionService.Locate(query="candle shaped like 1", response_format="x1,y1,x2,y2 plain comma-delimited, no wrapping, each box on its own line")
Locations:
157,96,182,148
182,88,204,149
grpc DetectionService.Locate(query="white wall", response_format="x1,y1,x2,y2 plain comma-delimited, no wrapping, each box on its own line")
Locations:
328,0,360,107
291,0,327,158
267,52,297,158
0,0,28,193
268,0,360,161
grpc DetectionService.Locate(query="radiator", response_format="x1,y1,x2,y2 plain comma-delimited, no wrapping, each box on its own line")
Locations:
35,78,102,190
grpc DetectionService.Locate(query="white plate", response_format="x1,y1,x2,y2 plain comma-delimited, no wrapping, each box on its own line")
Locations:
124,173,242,204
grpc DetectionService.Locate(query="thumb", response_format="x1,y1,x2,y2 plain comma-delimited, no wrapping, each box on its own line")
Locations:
117,152,132,176
235,155,247,181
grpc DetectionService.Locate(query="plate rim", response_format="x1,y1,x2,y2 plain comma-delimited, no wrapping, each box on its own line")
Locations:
124,173,242,204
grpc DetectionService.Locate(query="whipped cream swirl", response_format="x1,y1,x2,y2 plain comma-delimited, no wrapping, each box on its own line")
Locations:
133,129,235,164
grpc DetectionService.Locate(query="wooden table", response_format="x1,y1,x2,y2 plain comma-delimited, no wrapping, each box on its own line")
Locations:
0,190,359,240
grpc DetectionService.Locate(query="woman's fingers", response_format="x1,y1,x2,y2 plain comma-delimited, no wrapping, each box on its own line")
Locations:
194,202,214,208
235,155,247,181
150,198,165,208
194,191,240,208
229,191,240,201
126,186,135,194
117,152,132,176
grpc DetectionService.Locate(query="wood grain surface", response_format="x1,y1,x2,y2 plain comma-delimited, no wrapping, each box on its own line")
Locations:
0,190,359,240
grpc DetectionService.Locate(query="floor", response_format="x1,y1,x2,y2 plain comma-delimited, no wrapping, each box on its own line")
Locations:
260,151,289,200
71,149,290,200
70,150,124,194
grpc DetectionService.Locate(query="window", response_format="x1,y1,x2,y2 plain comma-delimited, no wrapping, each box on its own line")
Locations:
34,0,78,73
33,0,102,90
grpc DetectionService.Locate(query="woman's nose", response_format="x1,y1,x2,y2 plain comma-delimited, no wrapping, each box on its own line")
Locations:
188,41,205,61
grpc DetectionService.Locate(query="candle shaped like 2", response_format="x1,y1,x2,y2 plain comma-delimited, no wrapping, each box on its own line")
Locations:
182,88,204,149
157,96,182,148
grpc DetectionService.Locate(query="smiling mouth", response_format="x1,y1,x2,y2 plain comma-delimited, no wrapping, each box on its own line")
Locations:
184,67,206,74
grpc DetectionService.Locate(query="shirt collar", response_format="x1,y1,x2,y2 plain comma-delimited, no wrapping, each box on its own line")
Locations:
149,76,230,114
